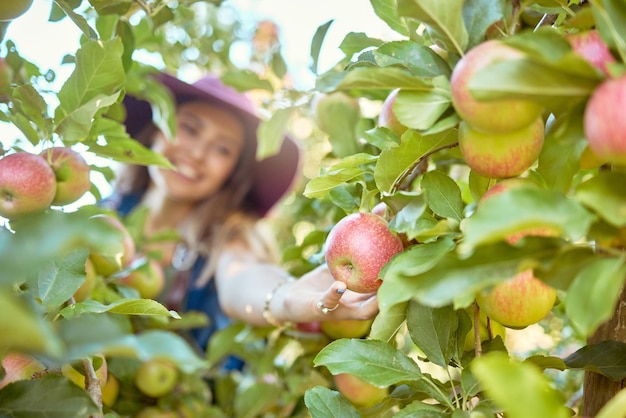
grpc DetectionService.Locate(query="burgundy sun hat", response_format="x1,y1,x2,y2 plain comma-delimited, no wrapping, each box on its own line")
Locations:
122,72,301,217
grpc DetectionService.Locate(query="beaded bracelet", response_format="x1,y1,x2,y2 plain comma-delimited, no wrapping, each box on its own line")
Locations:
262,280,293,328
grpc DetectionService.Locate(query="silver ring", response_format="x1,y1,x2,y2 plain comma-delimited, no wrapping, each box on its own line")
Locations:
317,300,339,315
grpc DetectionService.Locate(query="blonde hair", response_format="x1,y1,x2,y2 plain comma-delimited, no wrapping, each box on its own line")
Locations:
114,119,280,286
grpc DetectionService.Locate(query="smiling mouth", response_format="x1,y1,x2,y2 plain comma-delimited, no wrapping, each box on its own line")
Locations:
175,164,201,181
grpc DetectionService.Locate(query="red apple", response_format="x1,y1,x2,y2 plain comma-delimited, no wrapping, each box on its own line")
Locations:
333,373,389,408
458,118,545,179
450,40,544,134
321,318,373,340
378,88,408,136
0,152,56,219
325,212,404,293
134,359,179,398
0,352,46,389
40,147,91,206
118,256,165,299
583,74,626,166
475,269,557,329
88,214,136,277
566,30,616,77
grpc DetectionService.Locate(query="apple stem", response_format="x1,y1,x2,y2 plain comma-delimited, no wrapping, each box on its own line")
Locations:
391,142,457,193
473,302,482,358
81,358,103,418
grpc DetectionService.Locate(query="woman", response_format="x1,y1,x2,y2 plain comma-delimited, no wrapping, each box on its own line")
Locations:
104,71,379,357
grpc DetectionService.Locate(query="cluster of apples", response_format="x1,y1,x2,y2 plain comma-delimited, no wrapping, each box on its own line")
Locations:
0,148,92,220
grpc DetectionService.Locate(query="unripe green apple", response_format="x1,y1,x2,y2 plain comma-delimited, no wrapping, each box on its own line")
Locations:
73,258,98,302
566,30,616,77
0,152,57,219
333,373,389,408
61,354,108,390
40,147,91,206
378,88,408,136
325,212,404,293
118,256,165,299
583,74,626,166
475,269,556,329
134,359,179,398
88,214,136,277
0,352,46,388
101,373,119,407
135,406,177,418
450,40,544,134
458,118,545,179
321,318,373,340
0,0,33,22
462,308,506,352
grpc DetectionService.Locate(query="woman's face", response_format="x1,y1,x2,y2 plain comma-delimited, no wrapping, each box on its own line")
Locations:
148,100,246,203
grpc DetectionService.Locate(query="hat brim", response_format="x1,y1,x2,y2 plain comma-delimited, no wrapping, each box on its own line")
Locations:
123,72,301,217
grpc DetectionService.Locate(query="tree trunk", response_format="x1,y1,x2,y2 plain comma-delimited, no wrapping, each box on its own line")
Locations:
581,284,626,416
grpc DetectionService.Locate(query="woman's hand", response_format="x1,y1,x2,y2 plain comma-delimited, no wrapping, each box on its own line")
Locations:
279,264,379,323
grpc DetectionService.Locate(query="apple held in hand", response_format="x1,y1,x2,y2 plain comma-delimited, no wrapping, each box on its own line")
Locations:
118,256,166,300
334,373,389,408
40,147,91,206
0,152,57,219
135,359,179,398
584,74,626,166
450,40,544,134
475,269,557,329
325,212,404,293
458,118,545,179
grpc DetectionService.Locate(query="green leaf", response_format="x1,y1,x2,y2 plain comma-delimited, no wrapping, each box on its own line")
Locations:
596,387,626,418
335,67,439,91
373,41,451,78
459,187,596,255
378,237,456,311
304,386,360,418
394,401,448,417
314,339,422,386
406,301,457,368
369,301,408,342
375,129,457,194
471,352,571,418
0,375,98,418
397,0,469,56
576,171,626,228
369,0,409,36
591,0,626,62
38,248,90,310
55,38,125,142
565,256,626,338
304,168,364,199
564,340,626,381
462,0,511,49
53,0,98,40
257,107,293,160
310,19,334,74
393,88,451,131
421,170,464,221
10,84,51,144
60,298,181,319
0,288,64,357
339,32,385,56
234,381,282,418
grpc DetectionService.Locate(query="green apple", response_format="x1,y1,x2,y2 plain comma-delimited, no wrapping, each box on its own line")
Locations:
334,373,388,408
101,373,119,407
61,355,108,390
583,74,626,166
450,40,544,134
135,406,177,418
74,258,98,302
0,0,33,21
134,359,179,398
321,318,373,340
118,257,165,299
40,147,91,206
475,269,557,329
88,214,136,277
325,212,404,293
0,152,57,219
462,308,506,352
378,88,408,137
458,118,545,179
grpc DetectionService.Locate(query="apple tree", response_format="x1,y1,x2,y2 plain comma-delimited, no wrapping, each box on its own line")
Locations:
296,0,626,417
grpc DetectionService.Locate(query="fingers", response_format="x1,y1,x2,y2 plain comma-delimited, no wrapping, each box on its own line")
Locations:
315,281,379,320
